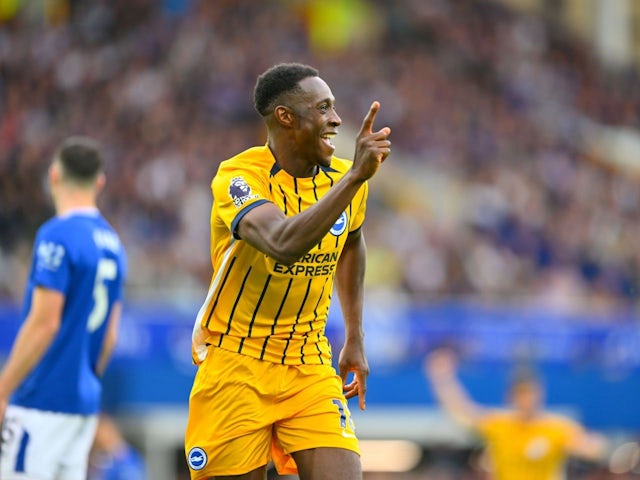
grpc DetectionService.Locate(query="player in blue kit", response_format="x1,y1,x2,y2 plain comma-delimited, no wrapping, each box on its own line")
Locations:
0,136,127,480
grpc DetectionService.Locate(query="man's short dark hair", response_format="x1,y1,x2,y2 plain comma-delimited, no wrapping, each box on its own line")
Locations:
56,136,104,184
253,63,319,116
508,366,542,392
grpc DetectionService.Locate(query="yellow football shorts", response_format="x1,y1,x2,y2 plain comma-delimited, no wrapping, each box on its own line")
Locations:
184,345,360,479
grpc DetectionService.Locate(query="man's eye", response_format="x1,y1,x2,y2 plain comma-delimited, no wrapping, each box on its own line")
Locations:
319,104,329,112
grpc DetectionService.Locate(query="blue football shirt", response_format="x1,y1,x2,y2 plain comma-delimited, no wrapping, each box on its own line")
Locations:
11,208,127,414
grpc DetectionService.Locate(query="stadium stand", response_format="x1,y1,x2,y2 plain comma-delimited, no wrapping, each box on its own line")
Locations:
1,1,639,479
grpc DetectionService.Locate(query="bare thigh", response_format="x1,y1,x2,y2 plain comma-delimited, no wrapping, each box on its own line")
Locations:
205,464,267,480
292,447,362,480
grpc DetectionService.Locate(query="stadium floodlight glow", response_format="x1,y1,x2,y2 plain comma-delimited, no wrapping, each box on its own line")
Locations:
609,441,640,474
359,440,423,472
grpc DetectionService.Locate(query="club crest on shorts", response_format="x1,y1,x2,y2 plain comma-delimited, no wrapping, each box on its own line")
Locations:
187,447,207,470
330,211,348,236
228,176,258,208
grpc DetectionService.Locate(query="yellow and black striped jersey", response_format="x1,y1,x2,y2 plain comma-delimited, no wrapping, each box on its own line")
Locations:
192,145,368,366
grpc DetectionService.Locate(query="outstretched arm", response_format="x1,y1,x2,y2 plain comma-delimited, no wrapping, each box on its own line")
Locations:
424,348,485,428
565,424,608,462
0,287,63,422
237,102,391,265
335,229,369,410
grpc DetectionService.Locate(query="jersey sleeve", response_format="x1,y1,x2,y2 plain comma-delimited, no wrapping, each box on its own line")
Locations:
116,247,128,302
212,164,271,239
31,228,72,294
349,180,368,233
476,411,501,439
556,417,583,448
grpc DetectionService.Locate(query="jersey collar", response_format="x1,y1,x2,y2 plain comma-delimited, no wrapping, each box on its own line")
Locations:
58,207,100,218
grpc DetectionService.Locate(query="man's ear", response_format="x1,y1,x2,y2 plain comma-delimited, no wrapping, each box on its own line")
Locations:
49,161,61,185
95,172,106,193
274,105,296,128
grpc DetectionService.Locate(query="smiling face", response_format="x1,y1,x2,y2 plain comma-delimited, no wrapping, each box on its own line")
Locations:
289,76,342,169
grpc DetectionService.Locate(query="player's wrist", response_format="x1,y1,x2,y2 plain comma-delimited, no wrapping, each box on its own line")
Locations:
430,371,457,385
344,330,365,343
0,383,10,401
344,167,368,186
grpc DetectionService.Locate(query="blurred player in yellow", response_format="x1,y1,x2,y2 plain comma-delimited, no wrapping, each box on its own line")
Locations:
424,348,608,480
185,63,391,480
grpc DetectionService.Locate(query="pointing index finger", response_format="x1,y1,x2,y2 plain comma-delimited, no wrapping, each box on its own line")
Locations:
357,373,367,410
359,101,380,136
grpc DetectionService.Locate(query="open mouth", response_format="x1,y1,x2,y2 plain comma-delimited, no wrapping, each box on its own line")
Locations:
320,132,337,148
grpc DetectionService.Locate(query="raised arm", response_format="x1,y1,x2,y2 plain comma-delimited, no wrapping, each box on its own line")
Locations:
424,348,486,428
565,423,608,462
335,229,369,410
0,287,63,421
237,102,391,265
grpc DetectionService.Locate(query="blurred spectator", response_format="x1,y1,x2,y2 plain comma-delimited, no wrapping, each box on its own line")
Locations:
1,0,639,315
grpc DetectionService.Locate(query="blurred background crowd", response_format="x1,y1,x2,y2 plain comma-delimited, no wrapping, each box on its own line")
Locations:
2,0,640,314
2,0,640,478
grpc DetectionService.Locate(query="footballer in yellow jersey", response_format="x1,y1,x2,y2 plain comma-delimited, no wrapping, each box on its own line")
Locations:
478,411,586,480
191,145,367,366
425,349,608,480
185,62,391,480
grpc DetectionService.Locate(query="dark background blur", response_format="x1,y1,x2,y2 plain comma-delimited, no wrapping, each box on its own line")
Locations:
1,0,640,478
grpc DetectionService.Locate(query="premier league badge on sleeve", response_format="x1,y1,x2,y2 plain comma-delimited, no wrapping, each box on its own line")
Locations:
228,176,258,208
36,241,66,271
